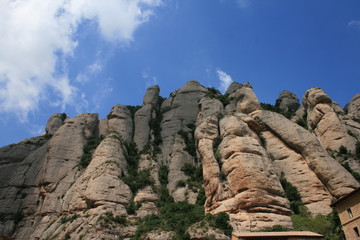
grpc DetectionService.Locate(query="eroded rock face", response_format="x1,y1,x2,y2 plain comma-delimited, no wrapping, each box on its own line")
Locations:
134,85,160,151
346,93,360,120
0,81,359,239
107,105,133,142
235,83,260,114
262,130,332,215
196,98,292,231
251,110,359,198
303,88,356,153
63,134,132,211
45,113,66,135
160,80,207,163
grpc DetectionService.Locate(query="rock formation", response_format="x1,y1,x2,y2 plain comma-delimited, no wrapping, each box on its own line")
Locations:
0,81,359,239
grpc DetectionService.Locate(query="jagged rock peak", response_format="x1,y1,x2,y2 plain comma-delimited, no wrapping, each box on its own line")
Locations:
225,82,242,95
45,113,67,135
178,80,207,93
235,82,260,114
302,87,332,109
107,105,133,142
276,90,300,112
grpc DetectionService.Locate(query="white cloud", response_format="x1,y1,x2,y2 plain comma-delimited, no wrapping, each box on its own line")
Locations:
0,0,162,121
348,20,360,29
216,68,233,94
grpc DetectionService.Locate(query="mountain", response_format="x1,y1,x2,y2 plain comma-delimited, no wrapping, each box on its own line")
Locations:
0,81,359,240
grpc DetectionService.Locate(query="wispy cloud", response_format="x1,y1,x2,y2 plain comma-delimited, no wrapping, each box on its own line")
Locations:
0,0,162,122
142,68,158,88
75,61,103,84
216,68,233,93
236,0,251,8
348,20,360,29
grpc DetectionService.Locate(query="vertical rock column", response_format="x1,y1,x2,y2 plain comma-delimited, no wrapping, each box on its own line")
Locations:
196,84,293,232
159,81,207,201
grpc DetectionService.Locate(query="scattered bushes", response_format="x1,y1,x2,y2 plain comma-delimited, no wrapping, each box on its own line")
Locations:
205,87,233,106
158,165,169,186
177,129,197,158
80,135,104,168
123,169,154,193
148,109,163,155
119,140,155,193
280,173,303,214
260,102,297,120
259,225,290,232
356,141,360,159
99,211,126,225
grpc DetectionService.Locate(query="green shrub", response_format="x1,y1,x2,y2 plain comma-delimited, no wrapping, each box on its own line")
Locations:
148,109,163,155
196,187,206,206
60,113,67,121
341,162,360,182
259,224,290,232
296,118,308,130
339,146,348,155
123,169,154,193
356,141,360,159
127,105,141,119
181,163,195,176
260,103,296,119
176,180,186,188
219,171,227,181
292,214,332,236
100,211,127,225
205,87,232,106
159,165,169,186
177,130,197,157
280,174,303,214
204,212,232,236
80,135,104,168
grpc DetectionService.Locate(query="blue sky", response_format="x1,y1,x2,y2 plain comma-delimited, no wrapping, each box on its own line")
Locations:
1,0,360,147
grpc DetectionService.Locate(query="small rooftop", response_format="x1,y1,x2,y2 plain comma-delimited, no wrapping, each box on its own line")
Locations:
232,231,323,238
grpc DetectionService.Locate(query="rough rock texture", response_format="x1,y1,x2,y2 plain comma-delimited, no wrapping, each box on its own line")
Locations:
276,90,300,112
346,93,360,120
225,82,242,95
303,88,357,153
235,83,260,114
45,113,66,135
160,80,207,163
107,105,133,142
251,110,359,198
196,90,293,232
187,222,230,240
262,130,332,215
134,86,160,151
0,81,359,239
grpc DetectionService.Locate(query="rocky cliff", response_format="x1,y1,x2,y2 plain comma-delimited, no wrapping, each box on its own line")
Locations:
0,81,359,239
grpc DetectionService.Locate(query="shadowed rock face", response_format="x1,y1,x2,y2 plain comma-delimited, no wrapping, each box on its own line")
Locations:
0,81,359,239
276,90,300,112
